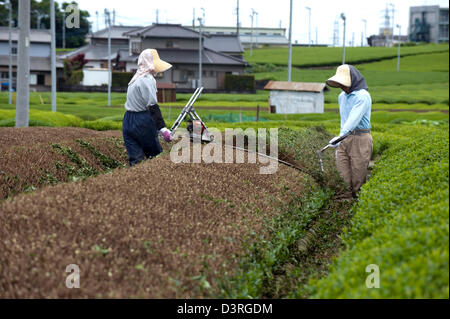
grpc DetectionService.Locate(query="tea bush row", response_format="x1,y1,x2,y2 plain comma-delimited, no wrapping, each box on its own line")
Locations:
309,126,449,298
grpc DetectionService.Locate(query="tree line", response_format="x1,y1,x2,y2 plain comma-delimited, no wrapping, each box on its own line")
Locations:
0,0,90,48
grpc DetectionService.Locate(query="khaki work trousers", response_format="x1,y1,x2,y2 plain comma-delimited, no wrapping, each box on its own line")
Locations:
336,133,373,198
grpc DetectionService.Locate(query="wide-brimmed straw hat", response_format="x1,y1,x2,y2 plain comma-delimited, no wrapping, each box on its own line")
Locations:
326,64,351,88
151,49,172,73
128,49,172,85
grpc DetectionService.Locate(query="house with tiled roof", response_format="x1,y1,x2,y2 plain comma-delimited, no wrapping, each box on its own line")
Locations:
118,24,247,89
60,23,247,90
0,27,52,91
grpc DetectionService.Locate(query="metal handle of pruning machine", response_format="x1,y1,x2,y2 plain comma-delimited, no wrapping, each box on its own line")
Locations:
317,132,351,172
170,87,204,136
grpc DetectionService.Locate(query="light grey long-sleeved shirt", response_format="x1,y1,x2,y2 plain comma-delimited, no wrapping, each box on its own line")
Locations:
338,89,372,136
125,74,158,112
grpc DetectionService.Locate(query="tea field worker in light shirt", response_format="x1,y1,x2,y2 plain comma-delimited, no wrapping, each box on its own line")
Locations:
123,49,173,167
326,64,373,199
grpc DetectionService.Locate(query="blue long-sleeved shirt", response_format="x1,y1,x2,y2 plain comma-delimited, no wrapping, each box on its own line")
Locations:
338,89,372,136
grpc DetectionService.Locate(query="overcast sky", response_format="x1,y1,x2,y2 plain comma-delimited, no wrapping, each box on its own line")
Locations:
64,0,448,45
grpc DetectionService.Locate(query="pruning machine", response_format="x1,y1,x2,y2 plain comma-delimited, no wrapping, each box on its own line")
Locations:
316,133,350,172
170,87,214,143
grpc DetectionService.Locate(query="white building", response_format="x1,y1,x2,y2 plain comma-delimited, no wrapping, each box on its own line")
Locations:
264,81,326,114
188,26,289,48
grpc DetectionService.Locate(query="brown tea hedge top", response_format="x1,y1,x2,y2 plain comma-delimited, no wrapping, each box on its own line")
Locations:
0,127,127,200
0,127,122,152
0,137,309,298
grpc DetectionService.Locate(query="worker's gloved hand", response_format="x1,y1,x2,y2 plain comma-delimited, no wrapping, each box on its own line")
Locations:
329,136,342,148
160,128,172,142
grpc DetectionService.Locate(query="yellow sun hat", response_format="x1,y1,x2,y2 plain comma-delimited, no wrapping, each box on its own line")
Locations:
326,64,352,88
129,49,173,85
151,49,172,73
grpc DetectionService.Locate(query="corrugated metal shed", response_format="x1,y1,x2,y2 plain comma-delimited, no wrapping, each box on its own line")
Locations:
264,81,326,93
264,81,326,114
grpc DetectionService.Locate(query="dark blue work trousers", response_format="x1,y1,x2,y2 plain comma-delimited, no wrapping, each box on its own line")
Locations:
122,111,162,166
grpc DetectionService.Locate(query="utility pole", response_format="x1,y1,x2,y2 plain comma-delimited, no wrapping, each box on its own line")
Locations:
389,3,395,47
7,0,13,105
198,8,205,89
34,11,43,30
16,0,30,128
362,19,367,46
192,8,195,28
105,9,111,106
352,32,355,47
96,11,99,32
396,24,401,72
113,9,116,26
287,0,293,82
316,27,318,45
249,9,256,56
305,7,311,47
255,11,259,48
50,0,56,112
156,9,159,24
236,0,240,36
63,10,66,49
341,13,346,64
333,19,339,47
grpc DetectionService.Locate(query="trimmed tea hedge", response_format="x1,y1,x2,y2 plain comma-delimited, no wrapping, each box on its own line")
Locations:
0,110,83,127
310,127,449,298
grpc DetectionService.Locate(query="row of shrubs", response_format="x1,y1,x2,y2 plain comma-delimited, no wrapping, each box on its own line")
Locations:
0,110,121,131
309,126,449,298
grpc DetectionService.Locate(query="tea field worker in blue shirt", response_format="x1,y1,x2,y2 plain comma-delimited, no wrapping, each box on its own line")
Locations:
123,49,173,167
326,65,373,199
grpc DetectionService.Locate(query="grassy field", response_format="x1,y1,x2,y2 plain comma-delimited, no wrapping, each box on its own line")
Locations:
1,47,447,116
359,51,449,72
244,44,449,67
0,45,448,124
